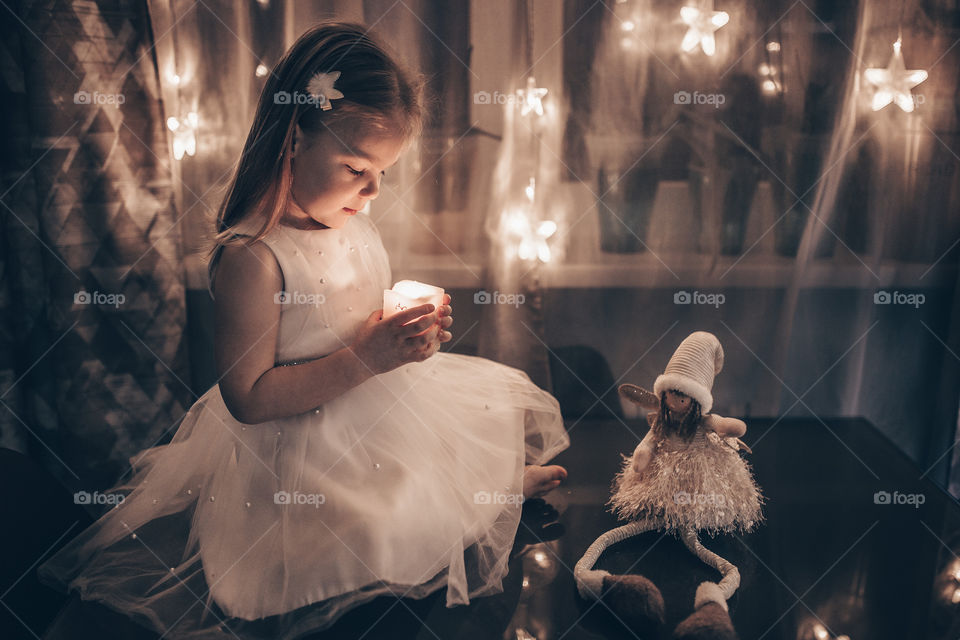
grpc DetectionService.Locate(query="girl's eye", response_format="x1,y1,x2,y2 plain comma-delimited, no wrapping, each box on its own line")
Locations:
346,166,387,178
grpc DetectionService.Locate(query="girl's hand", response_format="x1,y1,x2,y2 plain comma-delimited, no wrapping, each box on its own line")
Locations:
437,293,453,343
350,303,442,375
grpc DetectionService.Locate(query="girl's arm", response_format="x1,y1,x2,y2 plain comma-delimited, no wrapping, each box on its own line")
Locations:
704,414,747,438
213,242,444,425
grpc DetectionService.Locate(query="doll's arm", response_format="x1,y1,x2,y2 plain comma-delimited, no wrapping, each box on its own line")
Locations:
631,429,656,473
704,414,747,438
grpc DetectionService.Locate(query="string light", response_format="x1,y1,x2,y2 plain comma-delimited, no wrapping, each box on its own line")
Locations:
680,1,729,56
502,179,557,263
864,37,927,112
517,77,548,117
167,112,198,160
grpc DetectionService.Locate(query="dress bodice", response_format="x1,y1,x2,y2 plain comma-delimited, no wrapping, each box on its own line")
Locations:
235,214,392,364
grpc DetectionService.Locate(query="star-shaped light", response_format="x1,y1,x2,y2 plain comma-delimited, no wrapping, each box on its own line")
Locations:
864,38,927,112
306,70,345,111
503,179,557,262
517,77,548,117
680,3,729,56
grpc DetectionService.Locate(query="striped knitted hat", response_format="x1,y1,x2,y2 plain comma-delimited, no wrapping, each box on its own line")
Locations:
653,331,724,414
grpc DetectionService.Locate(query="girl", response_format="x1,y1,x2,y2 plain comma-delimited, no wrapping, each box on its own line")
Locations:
39,22,569,638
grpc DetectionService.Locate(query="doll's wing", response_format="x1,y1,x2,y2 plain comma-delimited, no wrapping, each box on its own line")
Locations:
619,384,660,410
723,437,753,454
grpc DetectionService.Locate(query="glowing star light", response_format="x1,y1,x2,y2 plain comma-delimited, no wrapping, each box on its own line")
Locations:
517,77,548,117
503,178,557,263
680,3,729,56
864,38,927,112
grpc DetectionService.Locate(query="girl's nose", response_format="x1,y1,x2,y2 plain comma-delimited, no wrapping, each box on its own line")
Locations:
360,173,381,200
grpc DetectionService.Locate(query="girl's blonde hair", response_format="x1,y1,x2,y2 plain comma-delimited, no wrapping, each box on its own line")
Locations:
206,21,425,293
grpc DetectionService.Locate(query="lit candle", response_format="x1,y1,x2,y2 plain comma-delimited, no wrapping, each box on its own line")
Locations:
383,280,444,322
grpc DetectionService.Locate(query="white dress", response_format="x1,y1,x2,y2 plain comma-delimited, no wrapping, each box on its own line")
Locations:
38,213,570,639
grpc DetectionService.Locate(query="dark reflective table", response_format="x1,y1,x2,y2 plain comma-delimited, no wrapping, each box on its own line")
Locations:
39,419,960,639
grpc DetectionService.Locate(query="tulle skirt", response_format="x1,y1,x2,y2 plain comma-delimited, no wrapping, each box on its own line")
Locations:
608,430,763,535
37,352,569,639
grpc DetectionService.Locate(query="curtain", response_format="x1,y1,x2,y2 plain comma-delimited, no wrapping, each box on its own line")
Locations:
0,0,192,491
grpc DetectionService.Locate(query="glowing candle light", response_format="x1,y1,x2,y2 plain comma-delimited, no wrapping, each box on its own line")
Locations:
383,280,444,321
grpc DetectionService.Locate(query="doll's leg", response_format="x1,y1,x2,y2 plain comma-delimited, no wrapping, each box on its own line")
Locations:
575,518,667,637
678,527,740,609
574,518,658,599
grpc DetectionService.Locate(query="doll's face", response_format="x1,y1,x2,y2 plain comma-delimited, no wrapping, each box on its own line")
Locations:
664,389,692,414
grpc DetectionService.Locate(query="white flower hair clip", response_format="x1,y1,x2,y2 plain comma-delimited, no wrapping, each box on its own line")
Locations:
306,70,345,111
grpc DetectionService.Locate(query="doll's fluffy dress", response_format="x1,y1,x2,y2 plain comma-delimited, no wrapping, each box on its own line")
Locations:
608,423,762,535
37,213,569,639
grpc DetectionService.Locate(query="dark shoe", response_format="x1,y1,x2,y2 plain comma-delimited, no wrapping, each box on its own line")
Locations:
673,601,738,640
601,573,665,637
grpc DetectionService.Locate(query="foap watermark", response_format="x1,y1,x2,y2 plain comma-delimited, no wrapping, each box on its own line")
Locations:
274,290,326,307
673,90,726,108
874,290,925,308
74,490,125,506
474,490,524,505
473,90,520,107
874,490,925,509
674,491,726,506
75,290,125,308
274,490,326,508
273,91,326,106
474,290,525,308
74,90,125,107
674,290,725,308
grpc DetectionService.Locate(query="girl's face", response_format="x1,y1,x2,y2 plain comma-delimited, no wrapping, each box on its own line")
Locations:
287,125,405,229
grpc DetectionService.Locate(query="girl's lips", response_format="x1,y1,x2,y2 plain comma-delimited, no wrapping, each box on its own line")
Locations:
342,207,358,215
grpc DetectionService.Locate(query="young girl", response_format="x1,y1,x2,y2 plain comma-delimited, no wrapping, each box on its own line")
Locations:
38,22,569,638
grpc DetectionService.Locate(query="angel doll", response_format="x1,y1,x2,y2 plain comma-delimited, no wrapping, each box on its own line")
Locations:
575,331,764,639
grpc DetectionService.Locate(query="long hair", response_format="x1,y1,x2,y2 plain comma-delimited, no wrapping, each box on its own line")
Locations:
205,21,425,295
653,391,702,442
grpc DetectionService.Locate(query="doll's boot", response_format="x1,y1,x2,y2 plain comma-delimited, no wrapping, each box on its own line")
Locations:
672,582,738,640
601,573,665,637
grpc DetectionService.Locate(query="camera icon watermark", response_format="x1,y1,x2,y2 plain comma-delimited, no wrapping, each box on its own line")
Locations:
274,290,326,307
74,90,126,107
473,90,518,107
273,91,324,106
673,90,725,108
74,290,126,308
274,490,326,508
473,290,526,307
474,490,524,505
74,490,125,506
873,490,925,509
873,290,925,308
673,290,725,308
